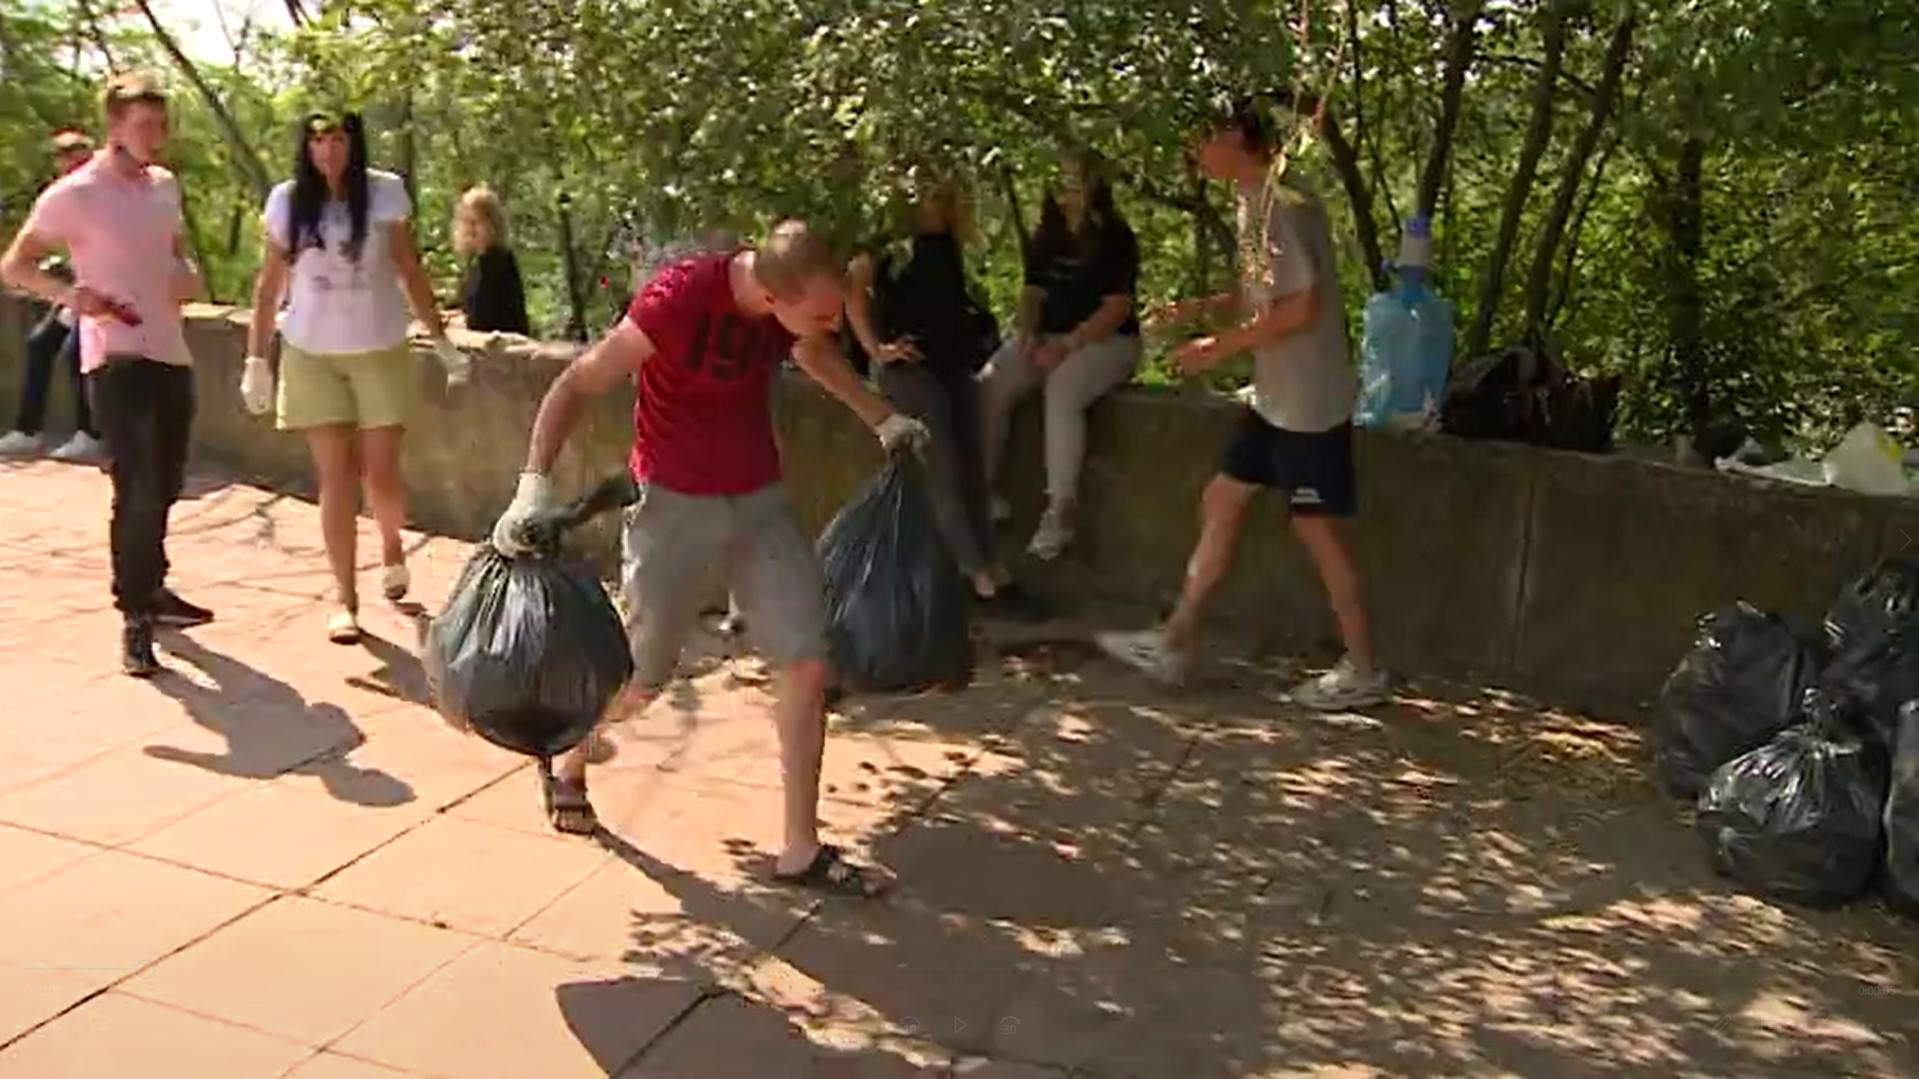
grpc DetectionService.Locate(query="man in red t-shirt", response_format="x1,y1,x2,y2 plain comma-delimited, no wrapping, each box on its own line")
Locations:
492,220,926,895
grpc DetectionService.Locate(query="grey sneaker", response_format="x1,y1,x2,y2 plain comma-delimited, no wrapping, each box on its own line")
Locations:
0,430,45,458
1290,657,1390,712
49,431,106,464
1095,628,1192,687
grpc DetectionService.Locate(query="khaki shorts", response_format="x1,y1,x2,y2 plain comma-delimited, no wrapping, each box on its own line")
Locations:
620,481,828,689
276,342,415,431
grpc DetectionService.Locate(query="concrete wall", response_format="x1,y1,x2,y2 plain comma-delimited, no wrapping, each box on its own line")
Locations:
2,294,1907,716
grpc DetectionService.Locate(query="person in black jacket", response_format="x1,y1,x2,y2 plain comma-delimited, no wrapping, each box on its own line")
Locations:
451,184,530,335
979,149,1142,562
846,173,1042,618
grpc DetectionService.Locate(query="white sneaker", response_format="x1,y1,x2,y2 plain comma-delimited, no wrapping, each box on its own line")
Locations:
1095,628,1192,687
0,430,44,458
1026,507,1074,560
1290,656,1391,712
49,431,105,463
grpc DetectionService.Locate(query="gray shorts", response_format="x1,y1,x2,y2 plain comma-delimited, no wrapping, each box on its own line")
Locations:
620,481,828,689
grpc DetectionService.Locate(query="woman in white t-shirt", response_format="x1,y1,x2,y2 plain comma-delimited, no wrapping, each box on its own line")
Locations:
241,112,467,643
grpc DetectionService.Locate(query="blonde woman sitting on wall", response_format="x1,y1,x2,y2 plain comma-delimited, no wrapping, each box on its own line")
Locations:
240,111,468,644
452,184,530,336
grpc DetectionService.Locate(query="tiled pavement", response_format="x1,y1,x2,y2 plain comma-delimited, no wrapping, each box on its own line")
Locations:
1,458,1916,1078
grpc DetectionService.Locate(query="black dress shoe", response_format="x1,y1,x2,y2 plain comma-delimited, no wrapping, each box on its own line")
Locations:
122,617,159,678
154,590,214,628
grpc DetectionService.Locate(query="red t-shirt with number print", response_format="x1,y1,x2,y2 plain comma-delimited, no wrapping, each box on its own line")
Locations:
625,252,794,495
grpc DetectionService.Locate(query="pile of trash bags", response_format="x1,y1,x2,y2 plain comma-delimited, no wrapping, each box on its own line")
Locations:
424,475,638,761
1656,559,1919,911
817,452,973,695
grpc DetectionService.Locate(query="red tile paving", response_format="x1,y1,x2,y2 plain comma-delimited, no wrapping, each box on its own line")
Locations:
1,459,1917,1077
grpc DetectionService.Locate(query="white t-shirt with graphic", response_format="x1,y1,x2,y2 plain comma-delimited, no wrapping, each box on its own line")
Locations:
263,170,413,355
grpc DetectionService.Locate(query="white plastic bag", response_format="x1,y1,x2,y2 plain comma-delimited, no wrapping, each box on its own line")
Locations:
1823,423,1911,496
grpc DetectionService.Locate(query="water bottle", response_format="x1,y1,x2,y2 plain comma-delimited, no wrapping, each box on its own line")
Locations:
1357,217,1454,431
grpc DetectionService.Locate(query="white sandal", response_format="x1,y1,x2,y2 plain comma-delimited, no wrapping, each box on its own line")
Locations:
381,563,410,603
326,608,362,645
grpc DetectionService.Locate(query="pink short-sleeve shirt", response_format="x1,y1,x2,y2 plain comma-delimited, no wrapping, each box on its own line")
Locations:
21,153,193,373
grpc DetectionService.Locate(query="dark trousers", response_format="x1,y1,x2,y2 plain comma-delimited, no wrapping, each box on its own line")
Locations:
88,359,195,617
875,362,995,576
15,309,93,437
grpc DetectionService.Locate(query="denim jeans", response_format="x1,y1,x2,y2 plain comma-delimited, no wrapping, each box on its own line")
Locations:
88,358,195,616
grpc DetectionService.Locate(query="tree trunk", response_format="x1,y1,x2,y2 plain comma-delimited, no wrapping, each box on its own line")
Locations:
1522,6,1636,338
397,92,419,213
556,193,588,343
1666,136,1708,438
1547,132,1618,328
1321,107,1388,292
1465,0,1568,359
133,1,272,201
1416,0,1485,220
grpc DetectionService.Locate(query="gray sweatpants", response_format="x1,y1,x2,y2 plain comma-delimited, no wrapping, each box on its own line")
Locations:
978,333,1141,504
620,482,828,689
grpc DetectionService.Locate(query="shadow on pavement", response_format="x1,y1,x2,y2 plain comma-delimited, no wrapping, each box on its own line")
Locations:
144,632,414,807
578,633,1919,1077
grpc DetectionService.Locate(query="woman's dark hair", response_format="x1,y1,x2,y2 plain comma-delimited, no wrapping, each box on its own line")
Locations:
284,110,370,262
1029,149,1126,265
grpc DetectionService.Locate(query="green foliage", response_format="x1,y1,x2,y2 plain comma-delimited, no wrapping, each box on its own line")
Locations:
2,0,1913,446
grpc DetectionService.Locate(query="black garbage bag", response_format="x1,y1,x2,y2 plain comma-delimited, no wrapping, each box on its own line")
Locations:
1819,559,1919,754
1818,627,1919,755
1696,692,1888,907
817,453,972,694
1654,603,1823,799
424,475,638,759
1884,701,1919,916
1825,558,1919,656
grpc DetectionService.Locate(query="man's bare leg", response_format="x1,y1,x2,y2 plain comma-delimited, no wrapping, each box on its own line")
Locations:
1291,515,1375,671
1097,474,1255,685
1162,475,1258,652
770,657,829,874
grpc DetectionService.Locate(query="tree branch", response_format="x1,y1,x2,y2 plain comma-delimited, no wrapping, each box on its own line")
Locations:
1466,0,1568,358
1416,0,1485,219
1522,4,1635,337
132,1,272,201
1322,106,1388,292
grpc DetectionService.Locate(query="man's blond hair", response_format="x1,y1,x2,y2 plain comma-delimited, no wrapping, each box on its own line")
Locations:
752,219,841,299
101,71,166,122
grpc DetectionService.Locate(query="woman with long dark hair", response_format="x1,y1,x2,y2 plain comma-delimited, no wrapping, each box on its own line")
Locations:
241,111,467,643
978,149,1142,561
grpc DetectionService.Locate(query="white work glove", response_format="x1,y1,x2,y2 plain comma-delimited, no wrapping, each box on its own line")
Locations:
240,355,274,416
490,472,556,557
432,338,470,388
875,413,931,453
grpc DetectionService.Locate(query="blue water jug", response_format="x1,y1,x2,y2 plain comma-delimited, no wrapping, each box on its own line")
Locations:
1357,218,1454,431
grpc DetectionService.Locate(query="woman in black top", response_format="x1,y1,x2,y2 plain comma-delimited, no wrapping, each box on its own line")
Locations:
979,150,1142,561
846,174,1041,617
451,185,530,335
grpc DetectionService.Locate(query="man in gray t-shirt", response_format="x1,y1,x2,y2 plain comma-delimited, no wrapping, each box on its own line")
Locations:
1097,93,1386,711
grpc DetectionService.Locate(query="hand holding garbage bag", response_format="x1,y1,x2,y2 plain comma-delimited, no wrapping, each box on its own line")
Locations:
425,474,638,760
818,451,972,695
1654,603,1823,799
1696,691,1888,908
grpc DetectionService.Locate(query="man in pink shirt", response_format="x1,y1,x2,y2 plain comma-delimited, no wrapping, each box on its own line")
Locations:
1,72,211,677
